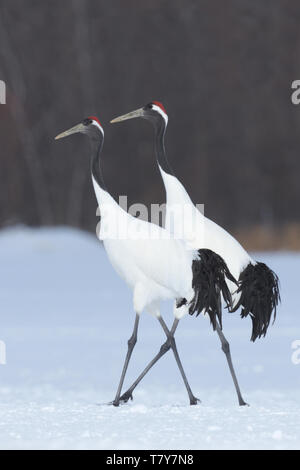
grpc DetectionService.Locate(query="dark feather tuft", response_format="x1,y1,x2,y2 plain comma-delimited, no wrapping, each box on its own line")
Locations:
188,249,238,330
231,262,280,342
176,297,187,309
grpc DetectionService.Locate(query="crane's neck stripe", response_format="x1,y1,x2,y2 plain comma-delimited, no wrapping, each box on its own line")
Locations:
152,101,167,114
154,117,174,176
90,131,107,191
90,119,104,135
152,104,168,125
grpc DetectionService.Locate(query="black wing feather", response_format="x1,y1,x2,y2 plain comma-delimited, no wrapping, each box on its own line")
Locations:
188,249,238,330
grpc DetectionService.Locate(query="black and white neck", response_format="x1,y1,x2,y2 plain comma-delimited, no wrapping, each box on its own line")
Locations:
55,116,107,192
110,101,174,176
85,117,107,192
146,102,174,176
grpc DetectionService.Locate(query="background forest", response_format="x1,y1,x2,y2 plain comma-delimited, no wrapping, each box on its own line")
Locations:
0,0,299,249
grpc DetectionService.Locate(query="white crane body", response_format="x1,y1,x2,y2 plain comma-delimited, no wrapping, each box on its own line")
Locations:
160,168,252,298
93,178,194,317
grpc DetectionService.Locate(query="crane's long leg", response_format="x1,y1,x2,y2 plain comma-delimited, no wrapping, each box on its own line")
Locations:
119,318,200,406
116,336,173,404
112,313,140,407
159,317,200,405
215,320,248,406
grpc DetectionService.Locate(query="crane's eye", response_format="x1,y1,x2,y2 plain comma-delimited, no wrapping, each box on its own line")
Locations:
83,118,93,126
144,103,153,110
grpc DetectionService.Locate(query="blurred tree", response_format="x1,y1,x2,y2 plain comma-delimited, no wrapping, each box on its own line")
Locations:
0,0,299,249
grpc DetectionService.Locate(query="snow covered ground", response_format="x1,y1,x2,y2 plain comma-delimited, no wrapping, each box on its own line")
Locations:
0,227,299,450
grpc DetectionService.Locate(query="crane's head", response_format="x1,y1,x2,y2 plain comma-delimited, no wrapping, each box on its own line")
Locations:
55,116,104,141
110,101,168,127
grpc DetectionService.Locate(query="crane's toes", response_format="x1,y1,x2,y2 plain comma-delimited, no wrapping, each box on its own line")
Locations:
239,400,250,407
106,392,133,406
119,391,133,404
190,396,201,405
106,400,119,406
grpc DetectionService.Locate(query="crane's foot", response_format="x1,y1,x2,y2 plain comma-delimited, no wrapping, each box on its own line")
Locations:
106,399,120,407
107,391,133,406
239,399,250,407
119,391,133,404
190,396,201,405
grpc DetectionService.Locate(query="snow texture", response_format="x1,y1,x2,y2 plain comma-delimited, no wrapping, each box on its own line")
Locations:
0,227,299,450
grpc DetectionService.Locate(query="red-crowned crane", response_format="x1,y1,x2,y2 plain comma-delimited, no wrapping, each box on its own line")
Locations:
111,102,280,406
55,117,236,406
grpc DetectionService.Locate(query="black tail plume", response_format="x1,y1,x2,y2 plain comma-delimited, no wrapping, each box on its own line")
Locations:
188,249,238,330
231,262,280,342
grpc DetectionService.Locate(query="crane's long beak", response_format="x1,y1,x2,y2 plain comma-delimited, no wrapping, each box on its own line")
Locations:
110,108,144,124
55,123,85,140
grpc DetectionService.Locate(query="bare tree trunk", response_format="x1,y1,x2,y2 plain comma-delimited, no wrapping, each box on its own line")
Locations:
0,7,53,225
67,0,96,227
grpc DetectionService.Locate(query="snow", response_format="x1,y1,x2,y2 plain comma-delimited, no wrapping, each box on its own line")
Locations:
0,227,299,450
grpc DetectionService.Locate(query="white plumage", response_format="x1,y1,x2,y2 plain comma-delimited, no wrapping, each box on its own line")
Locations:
160,168,252,300
93,177,195,316
151,103,253,286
